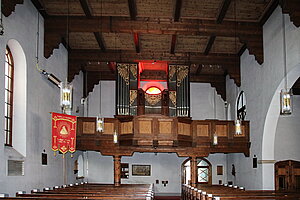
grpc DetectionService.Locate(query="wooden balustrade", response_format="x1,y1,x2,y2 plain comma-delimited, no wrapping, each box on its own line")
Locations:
76,115,250,157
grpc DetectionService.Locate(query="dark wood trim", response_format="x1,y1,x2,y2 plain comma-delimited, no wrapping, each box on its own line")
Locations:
216,0,232,24
204,36,216,55
170,35,177,54
133,33,140,53
94,32,106,52
259,0,279,26
128,0,137,20
174,0,182,22
30,0,48,18
79,0,92,18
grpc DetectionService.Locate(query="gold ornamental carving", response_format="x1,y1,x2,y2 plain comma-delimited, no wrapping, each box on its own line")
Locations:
130,64,137,79
169,91,176,106
177,65,189,87
130,90,137,105
145,93,161,105
117,63,129,85
169,65,176,81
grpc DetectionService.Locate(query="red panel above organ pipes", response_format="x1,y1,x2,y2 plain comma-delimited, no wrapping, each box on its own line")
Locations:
137,61,168,91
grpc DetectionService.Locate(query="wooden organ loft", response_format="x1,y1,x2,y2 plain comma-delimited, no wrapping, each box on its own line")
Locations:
76,62,250,158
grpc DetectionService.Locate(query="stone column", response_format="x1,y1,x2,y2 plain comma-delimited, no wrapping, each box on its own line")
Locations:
113,155,121,186
190,156,197,187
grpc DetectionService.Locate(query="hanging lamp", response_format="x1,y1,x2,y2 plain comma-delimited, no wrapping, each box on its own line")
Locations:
280,12,292,115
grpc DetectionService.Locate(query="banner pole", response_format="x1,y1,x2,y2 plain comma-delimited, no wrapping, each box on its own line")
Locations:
63,154,67,185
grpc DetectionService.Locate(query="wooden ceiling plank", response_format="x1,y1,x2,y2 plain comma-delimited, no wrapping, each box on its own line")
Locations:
128,0,137,20
45,17,262,37
79,0,92,18
174,0,182,22
170,35,177,54
69,49,239,65
2,0,24,17
216,0,232,24
204,35,216,55
133,33,140,53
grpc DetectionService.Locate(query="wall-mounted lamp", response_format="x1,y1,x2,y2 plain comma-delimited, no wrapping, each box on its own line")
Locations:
235,119,242,135
113,130,118,144
213,132,218,146
96,117,104,132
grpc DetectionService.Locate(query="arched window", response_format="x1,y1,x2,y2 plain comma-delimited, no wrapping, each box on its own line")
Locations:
197,158,211,184
4,46,14,146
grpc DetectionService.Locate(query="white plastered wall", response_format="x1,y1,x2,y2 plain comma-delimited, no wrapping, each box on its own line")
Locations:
226,6,300,189
0,1,83,196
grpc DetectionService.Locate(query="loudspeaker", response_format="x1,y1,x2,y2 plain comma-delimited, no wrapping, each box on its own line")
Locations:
253,155,257,168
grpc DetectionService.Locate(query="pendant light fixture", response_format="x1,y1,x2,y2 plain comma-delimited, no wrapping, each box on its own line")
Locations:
213,87,218,146
0,0,4,35
233,0,242,135
280,12,292,115
60,0,73,115
96,81,104,132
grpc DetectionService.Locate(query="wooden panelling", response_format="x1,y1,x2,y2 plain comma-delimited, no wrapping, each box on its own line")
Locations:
278,168,286,175
197,124,209,137
176,35,208,53
136,0,175,18
120,122,133,135
159,121,172,135
69,32,99,49
216,124,228,137
225,0,272,22
139,121,152,134
43,0,85,16
89,0,130,17
82,121,95,134
178,123,191,136
103,122,114,135
140,34,171,52
210,36,243,54
102,33,135,51
76,116,250,157
181,0,223,20
158,141,173,146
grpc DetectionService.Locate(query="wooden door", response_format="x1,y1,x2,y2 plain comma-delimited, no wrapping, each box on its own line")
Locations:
275,160,300,191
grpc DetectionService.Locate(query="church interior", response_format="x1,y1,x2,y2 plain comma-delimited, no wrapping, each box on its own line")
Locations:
0,0,300,199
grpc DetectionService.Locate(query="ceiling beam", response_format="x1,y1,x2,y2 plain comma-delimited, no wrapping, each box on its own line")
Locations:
78,0,106,52
79,0,92,17
94,32,106,52
128,0,137,20
174,0,182,22
204,35,216,55
133,33,140,53
45,17,262,37
30,0,48,18
259,0,279,26
170,35,177,54
216,0,231,24
196,64,203,75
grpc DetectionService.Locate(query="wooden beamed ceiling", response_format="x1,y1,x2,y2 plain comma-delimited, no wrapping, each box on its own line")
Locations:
4,0,300,100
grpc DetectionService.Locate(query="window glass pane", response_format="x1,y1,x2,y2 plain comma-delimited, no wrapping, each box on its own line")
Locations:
198,167,209,183
8,78,12,91
5,62,9,75
5,76,8,89
4,90,8,104
9,65,13,77
5,104,8,117
7,105,11,117
4,118,8,130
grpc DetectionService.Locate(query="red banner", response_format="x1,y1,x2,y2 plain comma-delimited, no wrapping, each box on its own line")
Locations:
52,112,77,154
